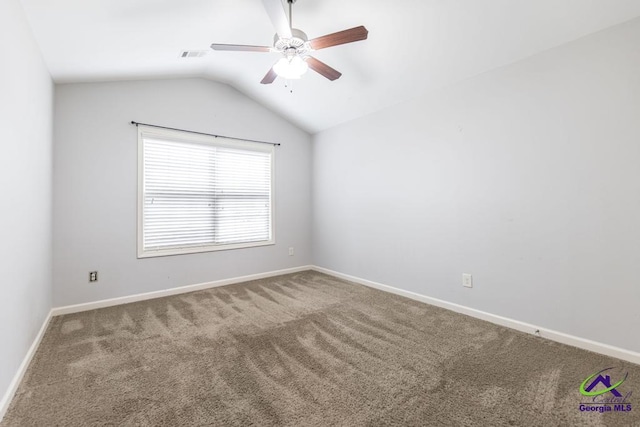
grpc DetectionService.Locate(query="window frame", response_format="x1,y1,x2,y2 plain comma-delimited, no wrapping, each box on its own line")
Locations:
137,125,276,258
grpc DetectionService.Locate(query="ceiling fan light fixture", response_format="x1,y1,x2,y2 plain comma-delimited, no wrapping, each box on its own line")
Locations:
212,0,368,84
273,55,308,79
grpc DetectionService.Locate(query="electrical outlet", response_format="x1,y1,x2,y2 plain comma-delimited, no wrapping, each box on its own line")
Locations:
462,273,473,288
288,247,294,256
89,271,98,282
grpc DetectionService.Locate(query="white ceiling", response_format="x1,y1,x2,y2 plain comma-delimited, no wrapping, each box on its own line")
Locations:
20,0,640,133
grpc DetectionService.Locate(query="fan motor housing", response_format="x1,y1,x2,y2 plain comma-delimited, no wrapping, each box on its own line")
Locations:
274,28,309,53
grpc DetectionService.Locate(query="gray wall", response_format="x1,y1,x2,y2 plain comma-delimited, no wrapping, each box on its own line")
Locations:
54,79,312,306
312,18,640,353
0,0,53,404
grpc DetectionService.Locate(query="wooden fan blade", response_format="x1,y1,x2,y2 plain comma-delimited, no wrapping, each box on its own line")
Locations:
306,56,342,81
309,26,368,50
261,67,278,84
210,44,272,52
261,0,292,40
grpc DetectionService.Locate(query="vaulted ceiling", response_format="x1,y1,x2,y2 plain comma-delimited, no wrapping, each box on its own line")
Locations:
20,0,640,133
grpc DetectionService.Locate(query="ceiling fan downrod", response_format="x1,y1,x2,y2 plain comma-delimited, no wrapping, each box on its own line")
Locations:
287,0,296,29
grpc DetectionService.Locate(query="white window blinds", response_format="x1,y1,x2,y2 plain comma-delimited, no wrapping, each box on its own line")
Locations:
138,126,274,257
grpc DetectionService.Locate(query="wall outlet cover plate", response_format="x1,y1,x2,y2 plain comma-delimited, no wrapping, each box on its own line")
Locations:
462,273,473,288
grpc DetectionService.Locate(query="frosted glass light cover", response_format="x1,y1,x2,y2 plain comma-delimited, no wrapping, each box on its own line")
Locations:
273,56,309,79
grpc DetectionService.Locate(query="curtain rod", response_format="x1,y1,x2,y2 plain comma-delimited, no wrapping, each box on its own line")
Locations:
130,121,281,146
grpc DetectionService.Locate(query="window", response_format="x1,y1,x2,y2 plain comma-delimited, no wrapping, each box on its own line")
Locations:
137,125,274,258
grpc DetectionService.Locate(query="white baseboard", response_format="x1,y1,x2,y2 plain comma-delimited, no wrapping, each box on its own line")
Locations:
0,309,53,422
52,265,313,316
312,266,640,366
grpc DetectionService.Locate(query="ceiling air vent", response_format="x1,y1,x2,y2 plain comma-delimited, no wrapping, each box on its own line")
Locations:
179,50,208,59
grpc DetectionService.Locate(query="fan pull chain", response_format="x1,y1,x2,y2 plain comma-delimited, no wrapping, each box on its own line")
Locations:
284,79,294,94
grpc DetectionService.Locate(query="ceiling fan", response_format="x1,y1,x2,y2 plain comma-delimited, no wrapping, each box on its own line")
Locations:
210,0,368,84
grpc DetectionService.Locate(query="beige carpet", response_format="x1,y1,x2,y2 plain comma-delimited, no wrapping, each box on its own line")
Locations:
3,271,639,426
